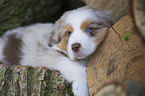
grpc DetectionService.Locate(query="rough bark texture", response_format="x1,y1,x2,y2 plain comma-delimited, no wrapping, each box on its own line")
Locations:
129,0,145,43
81,0,129,22
87,15,145,95
0,64,73,96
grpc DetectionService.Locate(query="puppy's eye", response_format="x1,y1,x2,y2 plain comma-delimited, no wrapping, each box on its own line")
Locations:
65,30,72,36
86,27,95,36
86,27,94,33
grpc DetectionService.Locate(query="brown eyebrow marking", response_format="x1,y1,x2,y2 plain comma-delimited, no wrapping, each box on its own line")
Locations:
80,20,93,31
64,24,74,32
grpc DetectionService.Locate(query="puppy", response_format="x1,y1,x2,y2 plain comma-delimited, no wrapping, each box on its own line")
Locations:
0,6,113,96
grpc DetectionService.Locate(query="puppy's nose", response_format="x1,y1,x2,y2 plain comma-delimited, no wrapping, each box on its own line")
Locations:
72,43,81,52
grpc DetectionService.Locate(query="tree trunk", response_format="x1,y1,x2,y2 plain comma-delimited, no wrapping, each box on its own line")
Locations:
0,64,73,96
87,15,145,95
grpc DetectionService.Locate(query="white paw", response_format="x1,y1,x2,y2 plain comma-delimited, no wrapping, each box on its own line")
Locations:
72,79,89,96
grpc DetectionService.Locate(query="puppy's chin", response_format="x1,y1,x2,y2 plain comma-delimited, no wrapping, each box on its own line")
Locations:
68,53,91,61
68,50,90,60
75,56,87,60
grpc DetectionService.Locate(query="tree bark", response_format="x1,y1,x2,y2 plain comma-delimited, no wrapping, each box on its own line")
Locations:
87,15,145,95
0,64,73,96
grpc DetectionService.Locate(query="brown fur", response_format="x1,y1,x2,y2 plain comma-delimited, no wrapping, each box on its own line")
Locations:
56,36,69,51
81,20,109,43
64,24,74,33
3,34,22,65
81,20,93,31
56,24,74,51
95,28,109,44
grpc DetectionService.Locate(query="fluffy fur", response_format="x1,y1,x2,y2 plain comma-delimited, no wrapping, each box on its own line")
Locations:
0,6,113,96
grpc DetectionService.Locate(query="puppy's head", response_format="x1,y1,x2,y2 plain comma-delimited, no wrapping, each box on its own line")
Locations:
52,6,113,60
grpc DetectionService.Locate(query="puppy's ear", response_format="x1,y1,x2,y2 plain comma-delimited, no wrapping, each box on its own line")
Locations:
48,34,57,47
48,19,64,47
95,27,109,44
95,10,114,27
87,6,114,27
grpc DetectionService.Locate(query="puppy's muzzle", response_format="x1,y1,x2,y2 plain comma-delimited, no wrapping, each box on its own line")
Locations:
72,43,81,52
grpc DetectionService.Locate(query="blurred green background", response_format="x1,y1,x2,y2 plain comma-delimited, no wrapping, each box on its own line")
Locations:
0,0,85,36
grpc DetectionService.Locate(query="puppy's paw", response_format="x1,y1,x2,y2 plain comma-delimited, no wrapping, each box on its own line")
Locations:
72,80,89,96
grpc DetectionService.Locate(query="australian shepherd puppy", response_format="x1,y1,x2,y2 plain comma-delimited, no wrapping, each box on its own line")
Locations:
0,6,113,96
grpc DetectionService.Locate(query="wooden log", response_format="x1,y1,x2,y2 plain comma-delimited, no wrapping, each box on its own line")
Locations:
87,15,145,95
81,0,129,22
0,64,73,96
95,79,145,96
129,0,145,43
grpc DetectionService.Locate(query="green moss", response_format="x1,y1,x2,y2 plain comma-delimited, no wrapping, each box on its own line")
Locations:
0,0,65,36
61,82,74,96
124,32,134,42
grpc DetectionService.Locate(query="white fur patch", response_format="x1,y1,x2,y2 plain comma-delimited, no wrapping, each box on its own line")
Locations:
0,38,5,62
51,45,68,55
